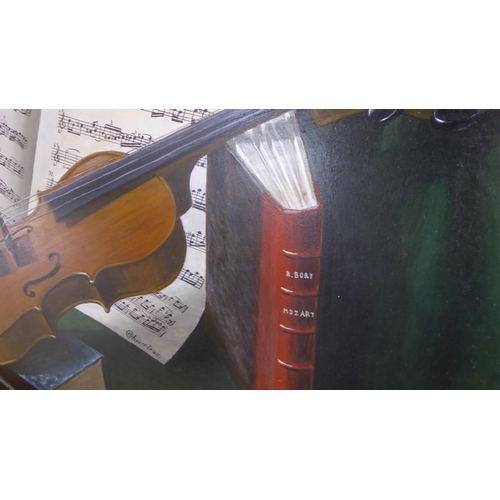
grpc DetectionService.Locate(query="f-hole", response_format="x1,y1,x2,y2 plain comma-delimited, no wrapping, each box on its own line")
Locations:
23,253,62,298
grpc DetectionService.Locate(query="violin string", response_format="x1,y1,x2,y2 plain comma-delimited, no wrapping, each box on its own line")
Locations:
0,129,184,249
2,127,187,223
29,128,184,220
0,115,204,251
0,162,120,249
1,116,220,249
0,145,177,246
1,140,155,222
0,109,243,226
2,148,143,222
0,136,191,249
33,152,172,220
19,110,236,219
0,161,114,218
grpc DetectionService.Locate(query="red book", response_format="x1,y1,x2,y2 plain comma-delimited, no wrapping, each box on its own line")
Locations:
206,111,323,390
256,192,323,390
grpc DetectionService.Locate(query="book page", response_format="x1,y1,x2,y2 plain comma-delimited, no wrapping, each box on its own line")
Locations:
0,109,40,222
227,111,317,210
30,109,213,364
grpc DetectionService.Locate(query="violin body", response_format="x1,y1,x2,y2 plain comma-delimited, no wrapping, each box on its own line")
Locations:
0,151,186,364
0,109,290,365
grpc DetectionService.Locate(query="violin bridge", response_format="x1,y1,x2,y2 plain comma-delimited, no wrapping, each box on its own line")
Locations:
0,218,16,276
10,225,36,267
0,217,16,255
0,219,36,274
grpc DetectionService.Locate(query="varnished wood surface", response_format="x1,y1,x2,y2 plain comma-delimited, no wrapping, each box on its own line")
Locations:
0,152,186,364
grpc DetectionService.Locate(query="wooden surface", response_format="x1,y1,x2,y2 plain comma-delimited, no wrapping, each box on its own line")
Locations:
0,152,186,364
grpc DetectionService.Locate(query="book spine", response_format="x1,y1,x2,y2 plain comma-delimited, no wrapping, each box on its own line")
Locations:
257,193,323,390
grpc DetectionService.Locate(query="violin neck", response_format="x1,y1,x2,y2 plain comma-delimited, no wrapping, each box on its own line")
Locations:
44,109,288,222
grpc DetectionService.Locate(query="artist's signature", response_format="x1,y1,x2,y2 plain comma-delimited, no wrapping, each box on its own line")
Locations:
126,330,161,358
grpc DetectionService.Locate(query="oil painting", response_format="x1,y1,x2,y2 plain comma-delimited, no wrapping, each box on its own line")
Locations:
1,109,499,390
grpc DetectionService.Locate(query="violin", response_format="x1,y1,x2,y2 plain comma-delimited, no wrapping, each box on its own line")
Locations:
0,109,287,364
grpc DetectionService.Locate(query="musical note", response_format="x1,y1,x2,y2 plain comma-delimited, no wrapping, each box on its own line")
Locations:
141,317,167,336
191,188,206,212
130,296,176,325
114,300,130,313
171,109,186,123
112,297,177,338
129,296,155,312
129,307,145,322
154,306,175,323
0,179,20,204
0,119,28,149
51,143,82,169
141,108,214,125
152,292,189,313
185,230,206,253
14,110,32,117
52,108,212,362
178,268,205,290
57,110,154,149
0,151,23,178
45,171,57,190
171,297,188,313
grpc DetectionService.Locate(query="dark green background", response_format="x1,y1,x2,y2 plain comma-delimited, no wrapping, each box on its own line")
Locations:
59,309,236,389
58,111,500,390
303,110,500,389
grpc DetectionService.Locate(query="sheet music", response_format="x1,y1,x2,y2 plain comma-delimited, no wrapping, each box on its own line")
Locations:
30,109,214,364
0,110,40,222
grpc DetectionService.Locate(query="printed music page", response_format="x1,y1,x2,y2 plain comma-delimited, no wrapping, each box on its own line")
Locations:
0,110,41,222
30,109,214,363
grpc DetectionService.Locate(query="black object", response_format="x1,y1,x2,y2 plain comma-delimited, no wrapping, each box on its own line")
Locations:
0,330,104,390
367,109,482,131
431,109,481,131
367,109,403,125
